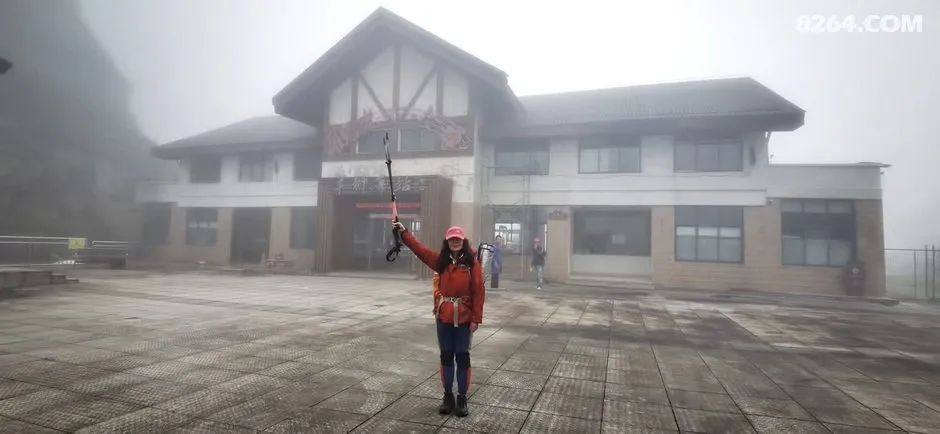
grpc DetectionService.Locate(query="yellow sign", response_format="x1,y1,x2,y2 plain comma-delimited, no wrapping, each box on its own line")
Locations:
68,238,87,250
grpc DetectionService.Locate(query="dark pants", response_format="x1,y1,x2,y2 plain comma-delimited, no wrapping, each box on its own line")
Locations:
436,319,471,395
491,273,500,288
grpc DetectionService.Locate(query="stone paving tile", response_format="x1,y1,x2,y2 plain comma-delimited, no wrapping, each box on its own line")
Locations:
102,379,203,406
172,366,245,386
0,379,45,400
353,372,426,394
499,356,556,375
603,400,677,431
263,407,368,433
542,376,606,398
18,395,141,432
824,423,906,433
806,404,899,430
521,411,603,433
605,383,670,406
408,376,448,399
349,417,439,433
256,361,330,379
607,368,665,388
674,408,755,433
374,395,450,426
470,384,539,411
314,387,400,415
443,403,529,433
532,391,604,420
204,396,296,430
209,373,289,397
75,407,192,434
551,362,607,381
154,388,246,418
0,388,85,417
867,400,940,433
486,370,548,391
258,382,346,411
308,367,375,386
85,354,163,371
0,415,63,433
668,389,741,413
747,415,830,434
732,396,814,420
61,372,153,395
170,418,257,433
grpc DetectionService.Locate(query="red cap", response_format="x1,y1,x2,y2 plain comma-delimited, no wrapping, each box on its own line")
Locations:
445,226,466,240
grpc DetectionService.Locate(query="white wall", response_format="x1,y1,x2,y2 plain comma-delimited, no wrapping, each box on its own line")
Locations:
485,133,883,206
571,254,652,276
321,156,475,202
135,152,318,208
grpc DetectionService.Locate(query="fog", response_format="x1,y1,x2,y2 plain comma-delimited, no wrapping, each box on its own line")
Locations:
72,0,939,248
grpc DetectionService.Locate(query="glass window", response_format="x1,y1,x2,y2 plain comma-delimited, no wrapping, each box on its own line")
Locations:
674,139,743,172
495,142,549,175
189,156,221,183
494,222,522,254
674,206,744,263
358,130,387,154
574,210,650,256
578,136,641,173
293,149,321,181
781,199,856,267
399,128,437,152
290,207,316,249
186,208,218,246
239,153,273,182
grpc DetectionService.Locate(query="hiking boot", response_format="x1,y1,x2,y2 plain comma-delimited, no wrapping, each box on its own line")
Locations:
439,393,455,415
455,394,469,417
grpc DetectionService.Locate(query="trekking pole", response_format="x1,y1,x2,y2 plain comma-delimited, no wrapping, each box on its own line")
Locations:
385,132,402,262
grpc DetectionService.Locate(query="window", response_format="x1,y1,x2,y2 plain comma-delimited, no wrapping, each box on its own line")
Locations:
290,207,316,249
238,153,273,182
186,208,218,246
675,206,743,262
358,130,388,154
675,139,743,172
400,128,437,152
294,149,321,181
141,205,170,245
495,142,549,176
574,210,651,256
579,136,641,173
494,222,522,254
189,156,221,183
781,199,855,267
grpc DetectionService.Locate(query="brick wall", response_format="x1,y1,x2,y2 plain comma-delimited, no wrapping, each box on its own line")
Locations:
651,200,886,295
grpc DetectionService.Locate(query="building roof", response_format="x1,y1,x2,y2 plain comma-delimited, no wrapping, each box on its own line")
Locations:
273,7,520,124
152,115,316,159
517,77,805,127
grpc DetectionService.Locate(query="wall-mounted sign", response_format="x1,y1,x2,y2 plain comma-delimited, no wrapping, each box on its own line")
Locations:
548,209,568,220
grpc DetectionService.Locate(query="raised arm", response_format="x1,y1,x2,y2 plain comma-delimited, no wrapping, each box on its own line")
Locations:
401,229,439,271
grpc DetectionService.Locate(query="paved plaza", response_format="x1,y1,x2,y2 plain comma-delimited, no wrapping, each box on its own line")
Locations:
1,271,939,433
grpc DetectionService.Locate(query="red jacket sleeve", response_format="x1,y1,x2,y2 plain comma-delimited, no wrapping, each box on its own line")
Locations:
470,257,485,324
402,230,439,271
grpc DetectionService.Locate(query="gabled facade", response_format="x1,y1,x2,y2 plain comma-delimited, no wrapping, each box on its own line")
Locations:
137,8,887,295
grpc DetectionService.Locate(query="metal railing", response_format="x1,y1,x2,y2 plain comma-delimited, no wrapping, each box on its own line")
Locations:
885,246,937,300
0,236,135,267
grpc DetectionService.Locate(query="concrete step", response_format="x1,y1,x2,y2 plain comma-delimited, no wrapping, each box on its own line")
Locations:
567,274,654,290
0,268,53,290
50,273,67,284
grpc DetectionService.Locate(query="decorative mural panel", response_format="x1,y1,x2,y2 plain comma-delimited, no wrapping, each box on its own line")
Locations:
324,43,474,158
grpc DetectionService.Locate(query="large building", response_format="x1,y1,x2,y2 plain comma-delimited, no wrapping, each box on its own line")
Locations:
136,8,887,296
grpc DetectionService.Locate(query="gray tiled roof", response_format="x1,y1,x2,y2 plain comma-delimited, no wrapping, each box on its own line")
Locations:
153,115,315,157
517,77,804,127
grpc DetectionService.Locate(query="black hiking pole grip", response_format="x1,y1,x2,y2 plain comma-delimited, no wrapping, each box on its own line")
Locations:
384,131,402,262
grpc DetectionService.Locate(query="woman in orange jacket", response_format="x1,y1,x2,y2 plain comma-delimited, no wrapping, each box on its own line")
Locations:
393,222,484,417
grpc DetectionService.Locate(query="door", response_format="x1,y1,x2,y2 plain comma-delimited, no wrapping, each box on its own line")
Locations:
351,214,415,272
231,208,271,264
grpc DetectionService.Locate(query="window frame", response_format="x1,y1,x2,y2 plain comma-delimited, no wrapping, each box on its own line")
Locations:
573,210,651,256
189,156,221,184
357,130,388,154
578,136,642,174
289,207,316,250
494,142,550,176
674,206,745,263
185,208,218,247
238,152,274,183
398,127,438,152
781,199,856,268
674,139,743,172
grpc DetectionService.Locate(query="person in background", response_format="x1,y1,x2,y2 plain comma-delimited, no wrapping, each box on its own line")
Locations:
531,237,547,290
490,235,503,289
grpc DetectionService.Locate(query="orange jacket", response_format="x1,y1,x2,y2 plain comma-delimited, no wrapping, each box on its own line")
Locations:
402,230,484,325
